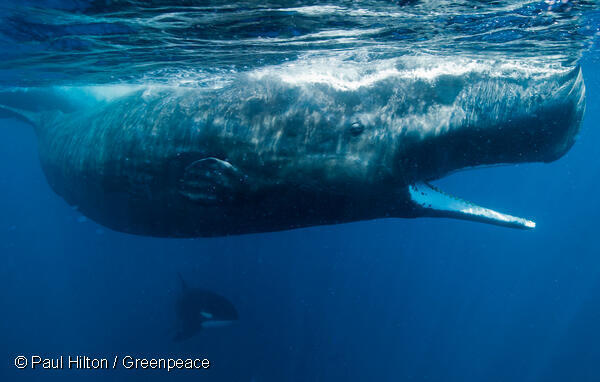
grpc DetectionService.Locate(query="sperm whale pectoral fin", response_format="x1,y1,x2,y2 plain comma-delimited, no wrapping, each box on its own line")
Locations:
178,157,243,205
408,182,536,230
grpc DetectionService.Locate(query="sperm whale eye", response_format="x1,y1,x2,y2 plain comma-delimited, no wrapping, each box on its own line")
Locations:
348,121,365,137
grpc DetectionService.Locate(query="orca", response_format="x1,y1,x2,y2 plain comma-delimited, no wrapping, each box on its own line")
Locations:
174,273,238,342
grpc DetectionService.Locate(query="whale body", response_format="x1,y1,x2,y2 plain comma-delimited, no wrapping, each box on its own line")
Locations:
0,62,586,237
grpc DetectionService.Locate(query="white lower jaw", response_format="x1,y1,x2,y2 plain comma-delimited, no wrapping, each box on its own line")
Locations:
409,182,536,230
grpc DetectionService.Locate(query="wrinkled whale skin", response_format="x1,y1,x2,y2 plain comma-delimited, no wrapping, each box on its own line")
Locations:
20,66,586,237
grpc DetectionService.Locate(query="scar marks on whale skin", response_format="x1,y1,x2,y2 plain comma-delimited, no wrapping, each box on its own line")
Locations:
178,157,243,205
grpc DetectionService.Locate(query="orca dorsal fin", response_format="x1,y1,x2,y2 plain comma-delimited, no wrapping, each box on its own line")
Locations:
408,182,535,229
177,272,189,291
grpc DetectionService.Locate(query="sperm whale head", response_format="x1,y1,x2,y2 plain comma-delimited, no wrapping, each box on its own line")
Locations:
393,64,586,183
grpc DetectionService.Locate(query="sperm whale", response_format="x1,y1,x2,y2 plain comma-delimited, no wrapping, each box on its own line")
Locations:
0,60,585,236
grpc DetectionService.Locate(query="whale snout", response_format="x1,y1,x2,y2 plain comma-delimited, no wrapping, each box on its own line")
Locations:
400,65,586,183
536,66,586,163
492,65,585,166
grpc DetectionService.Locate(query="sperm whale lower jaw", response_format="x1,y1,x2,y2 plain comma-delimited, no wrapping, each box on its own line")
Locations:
409,182,536,229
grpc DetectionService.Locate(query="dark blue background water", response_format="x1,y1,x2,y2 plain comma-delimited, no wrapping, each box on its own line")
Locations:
1,1,600,381
0,56,599,381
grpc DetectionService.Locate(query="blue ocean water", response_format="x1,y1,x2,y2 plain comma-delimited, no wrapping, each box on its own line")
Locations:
1,1,600,381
